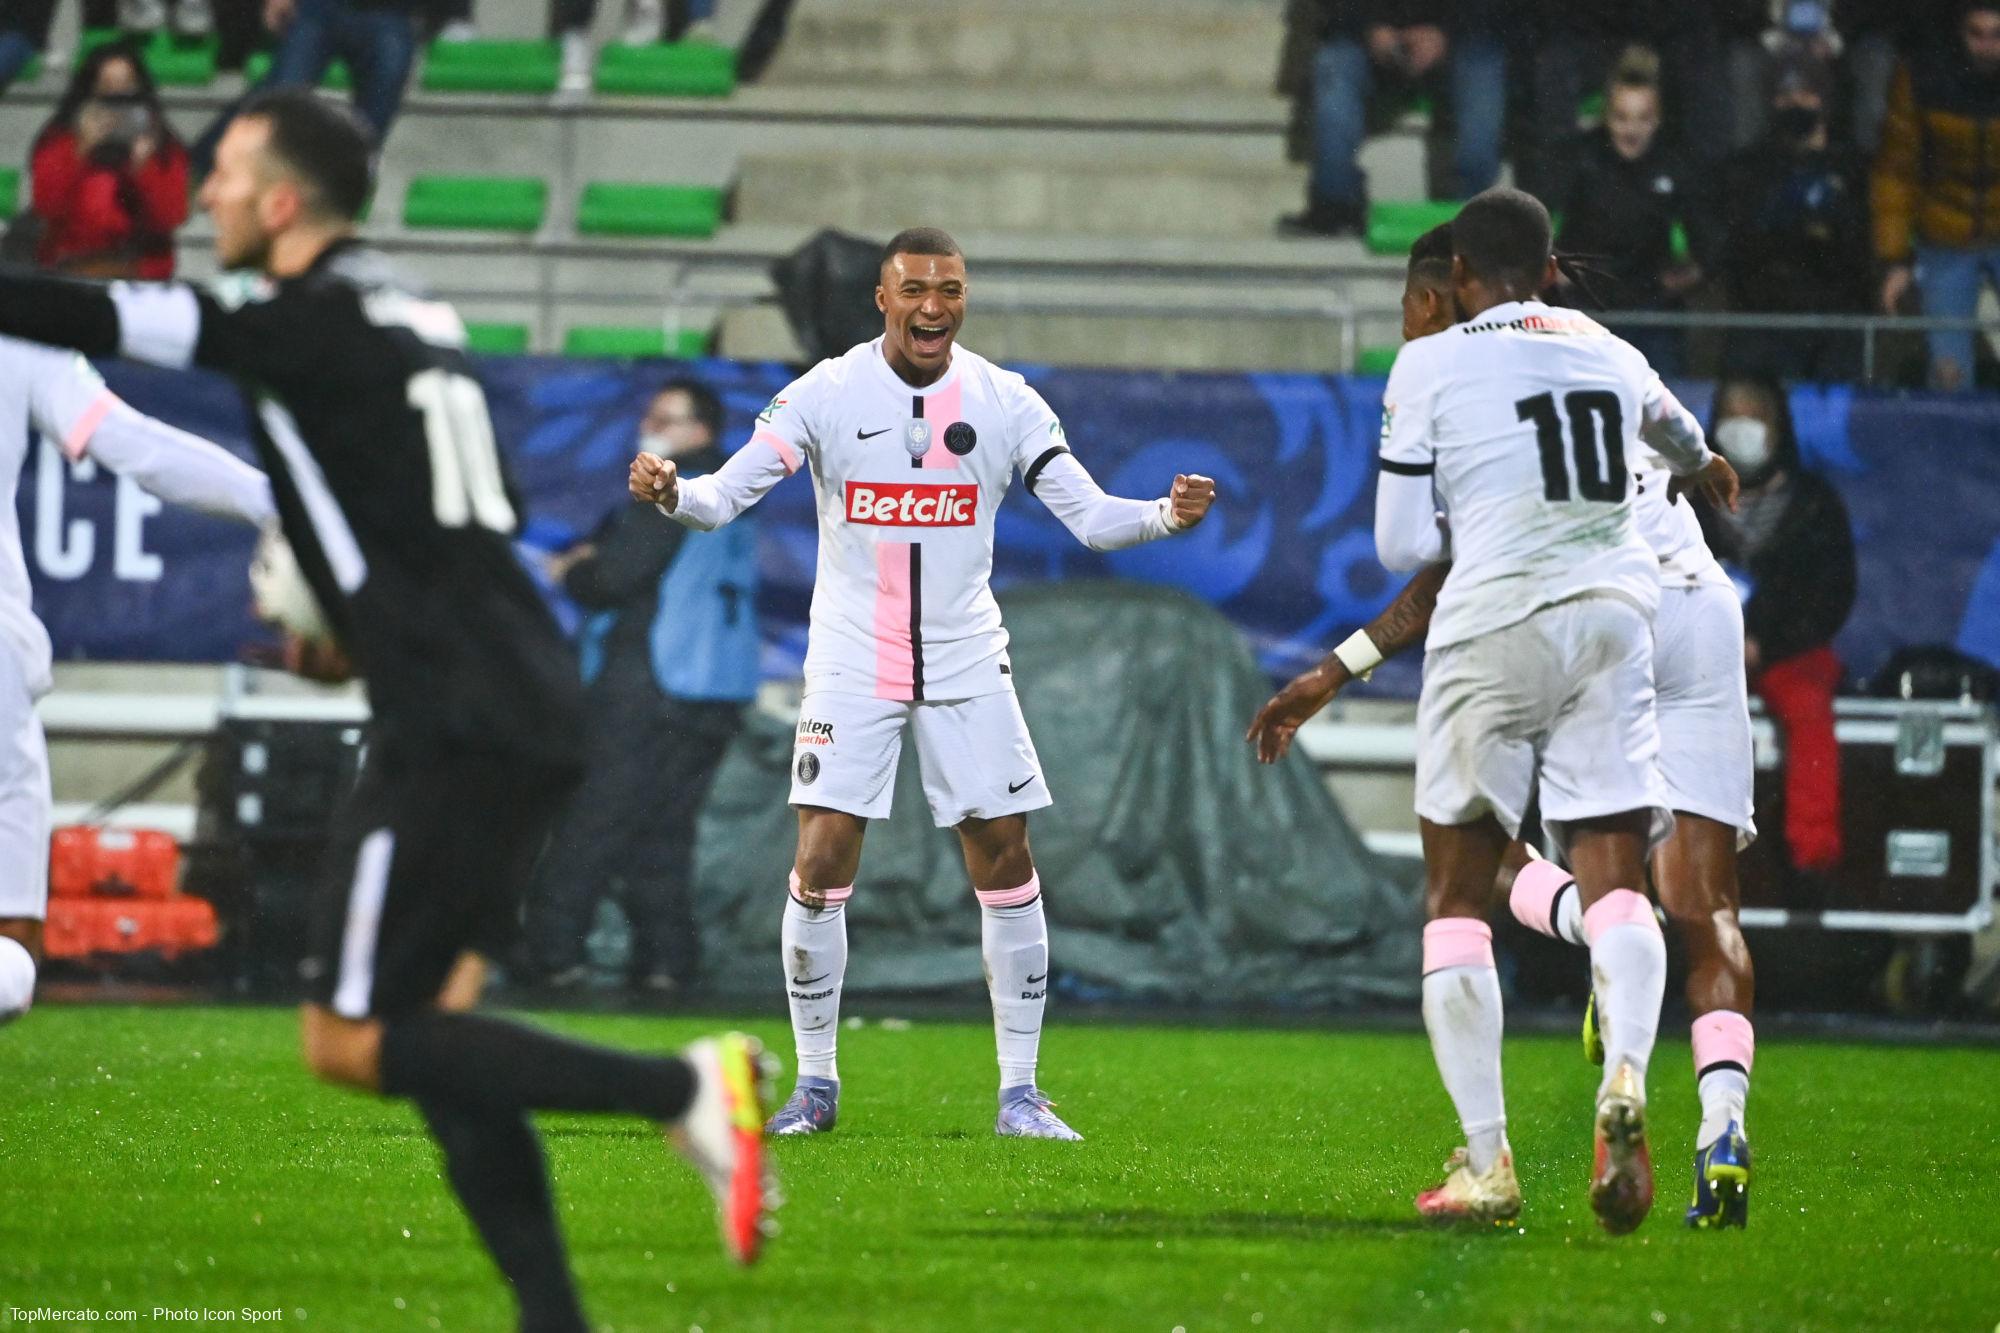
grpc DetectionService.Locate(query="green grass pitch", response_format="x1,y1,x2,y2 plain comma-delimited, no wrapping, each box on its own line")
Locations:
3,1006,1997,1332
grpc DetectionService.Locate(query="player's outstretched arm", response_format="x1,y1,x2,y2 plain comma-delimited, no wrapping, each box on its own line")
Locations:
1028,448,1215,550
1245,562,1447,764
631,433,794,531
82,402,275,525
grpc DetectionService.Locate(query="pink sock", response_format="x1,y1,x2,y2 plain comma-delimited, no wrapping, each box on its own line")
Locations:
1691,1011,1754,1146
1508,858,1583,945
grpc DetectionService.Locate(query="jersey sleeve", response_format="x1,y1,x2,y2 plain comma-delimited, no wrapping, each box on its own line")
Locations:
1637,373,1713,475
666,365,822,530
1378,341,1439,476
1006,378,1072,480
15,340,116,460
1003,376,1176,550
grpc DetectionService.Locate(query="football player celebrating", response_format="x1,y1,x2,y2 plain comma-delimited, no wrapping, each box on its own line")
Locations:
631,227,1215,1141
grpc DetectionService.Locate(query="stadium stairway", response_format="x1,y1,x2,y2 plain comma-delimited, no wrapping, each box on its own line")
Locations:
0,0,1437,369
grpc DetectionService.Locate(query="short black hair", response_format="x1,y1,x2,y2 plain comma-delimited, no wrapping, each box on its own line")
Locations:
652,377,722,437
879,226,962,273
1451,187,1553,294
1407,222,1454,288
237,88,374,221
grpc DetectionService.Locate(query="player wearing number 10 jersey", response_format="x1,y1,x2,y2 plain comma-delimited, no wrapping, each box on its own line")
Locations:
0,90,774,1328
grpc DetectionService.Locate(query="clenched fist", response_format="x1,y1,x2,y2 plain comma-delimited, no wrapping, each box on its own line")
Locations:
1169,473,1216,531
629,451,679,511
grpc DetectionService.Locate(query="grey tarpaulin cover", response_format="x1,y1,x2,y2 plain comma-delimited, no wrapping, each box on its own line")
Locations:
691,581,1422,1007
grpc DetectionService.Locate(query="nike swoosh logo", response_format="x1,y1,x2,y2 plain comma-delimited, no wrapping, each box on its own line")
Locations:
857,427,892,440
1008,777,1036,794
792,972,830,986
1024,973,1048,985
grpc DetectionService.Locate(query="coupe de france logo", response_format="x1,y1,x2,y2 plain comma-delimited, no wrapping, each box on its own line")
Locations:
758,397,786,425
905,421,932,458
1379,402,1395,444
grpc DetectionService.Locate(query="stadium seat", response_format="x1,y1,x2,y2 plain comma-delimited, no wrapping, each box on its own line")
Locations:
241,52,352,90
562,325,711,358
421,39,560,94
576,183,726,238
463,321,531,354
403,176,548,232
1366,200,1458,257
1355,345,1398,376
593,41,736,97
0,168,18,216
78,29,217,85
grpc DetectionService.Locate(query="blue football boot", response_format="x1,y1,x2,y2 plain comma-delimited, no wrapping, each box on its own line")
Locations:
764,1075,838,1136
1684,1121,1751,1229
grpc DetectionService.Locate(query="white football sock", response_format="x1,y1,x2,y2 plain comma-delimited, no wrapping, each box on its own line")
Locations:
1584,891,1667,1100
977,878,1047,1091
1691,1010,1755,1148
1420,919,1509,1174
782,876,848,1082
0,935,36,1025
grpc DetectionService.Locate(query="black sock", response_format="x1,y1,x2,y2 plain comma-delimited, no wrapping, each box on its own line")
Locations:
380,1011,696,1121
416,1096,587,1333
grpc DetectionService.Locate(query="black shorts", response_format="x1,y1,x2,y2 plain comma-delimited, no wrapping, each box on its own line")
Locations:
303,746,579,1019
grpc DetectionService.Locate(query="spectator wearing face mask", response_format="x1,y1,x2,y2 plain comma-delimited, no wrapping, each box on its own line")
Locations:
1714,45,1873,380
1696,374,1857,877
27,40,189,279
524,378,759,996
1549,46,1717,375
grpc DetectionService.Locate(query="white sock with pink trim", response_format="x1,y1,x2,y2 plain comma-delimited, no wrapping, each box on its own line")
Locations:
1419,917,1509,1174
1584,889,1667,1100
1507,854,1586,946
978,876,1047,1091
783,872,850,1082
1691,1010,1754,1148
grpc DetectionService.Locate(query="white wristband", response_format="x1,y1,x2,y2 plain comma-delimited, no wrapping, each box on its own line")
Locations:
1332,629,1383,681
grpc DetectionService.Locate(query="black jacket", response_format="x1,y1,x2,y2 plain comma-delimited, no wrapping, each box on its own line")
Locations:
1698,469,1858,663
1552,129,1716,308
1716,135,1873,314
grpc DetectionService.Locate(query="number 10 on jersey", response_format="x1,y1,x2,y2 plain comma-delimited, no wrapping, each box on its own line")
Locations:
409,368,517,531
1516,389,1627,503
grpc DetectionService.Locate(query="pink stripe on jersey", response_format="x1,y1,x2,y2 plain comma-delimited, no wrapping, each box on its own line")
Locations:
1582,888,1659,943
921,380,962,470
975,875,1040,909
753,428,801,476
1690,1010,1754,1077
63,390,118,462
1421,917,1493,973
872,541,916,699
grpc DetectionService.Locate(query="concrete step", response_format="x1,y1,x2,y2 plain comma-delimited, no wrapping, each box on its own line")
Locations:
764,0,1284,94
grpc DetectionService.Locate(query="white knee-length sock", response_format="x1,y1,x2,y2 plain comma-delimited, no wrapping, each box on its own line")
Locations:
1420,918,1509,1173
782,873,849,1081
1584,890,1667,1100
978,877,1047,1091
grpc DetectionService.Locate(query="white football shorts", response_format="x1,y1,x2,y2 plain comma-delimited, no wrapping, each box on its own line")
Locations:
0,645,49,921
789,689,1051,828
1415,592,1672,852
1654,582,1757,845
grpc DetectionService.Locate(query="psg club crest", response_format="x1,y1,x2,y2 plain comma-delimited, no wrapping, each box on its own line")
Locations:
796,752,820,785
905,421,932,458
945,421,977,455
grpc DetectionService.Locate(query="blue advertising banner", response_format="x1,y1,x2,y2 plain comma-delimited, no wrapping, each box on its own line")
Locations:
20,357,2000,695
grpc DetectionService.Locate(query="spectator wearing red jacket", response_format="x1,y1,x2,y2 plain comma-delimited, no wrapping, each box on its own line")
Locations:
29,40,189,280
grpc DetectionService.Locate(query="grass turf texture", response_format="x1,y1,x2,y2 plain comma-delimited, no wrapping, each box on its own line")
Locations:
3,1007,1995,1332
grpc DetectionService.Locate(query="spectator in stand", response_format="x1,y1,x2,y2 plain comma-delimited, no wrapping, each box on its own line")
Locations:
28,40,189,279
1548,48,1715,374
1836,0,1962,154
1696,375,1856,877
1714,44,1873,379
1276,0,1505,238
1873,0,2000,390
552,0,794,94
1518,1,1737,204
524,379,759,996
0,0,56,93
193,0,417,173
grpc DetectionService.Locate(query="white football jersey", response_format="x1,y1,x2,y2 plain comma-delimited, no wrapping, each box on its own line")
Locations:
1629,376,1727,588
0,338,119,699
669,338,1174,701
1381,300,1713,650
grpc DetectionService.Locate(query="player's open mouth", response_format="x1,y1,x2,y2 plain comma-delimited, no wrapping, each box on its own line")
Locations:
910,323,952,356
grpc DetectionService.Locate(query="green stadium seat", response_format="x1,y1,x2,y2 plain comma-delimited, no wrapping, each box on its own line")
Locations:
403,176,547,231
562,325,711,359
593,41,735,97
463,321,531,355
242,52,351,90
1366,200,1457,257
0,169,19,217
422,39,560,94
1355,345,1399,377
576,183,725,238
